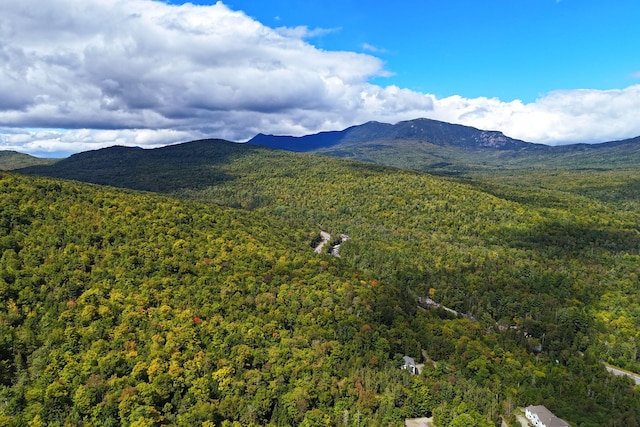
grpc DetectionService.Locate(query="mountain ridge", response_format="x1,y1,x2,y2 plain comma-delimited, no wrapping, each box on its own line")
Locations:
17,139,254,192
6,118,640,169
248,118,533,152
248,118,640,174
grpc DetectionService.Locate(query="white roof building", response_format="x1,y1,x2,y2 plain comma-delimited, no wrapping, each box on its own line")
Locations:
525,405,571,427
401,356,420,375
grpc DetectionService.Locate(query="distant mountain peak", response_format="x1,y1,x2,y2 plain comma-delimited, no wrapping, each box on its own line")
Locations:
247,118,530,152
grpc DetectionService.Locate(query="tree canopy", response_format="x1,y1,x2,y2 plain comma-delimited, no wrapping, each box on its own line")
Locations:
6,140,640,426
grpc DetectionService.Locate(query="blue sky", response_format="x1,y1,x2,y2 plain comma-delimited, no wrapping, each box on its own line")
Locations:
214,0,640,101
1,0,640,156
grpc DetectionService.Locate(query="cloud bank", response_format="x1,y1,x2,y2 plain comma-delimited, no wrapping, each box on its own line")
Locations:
1,0,639,156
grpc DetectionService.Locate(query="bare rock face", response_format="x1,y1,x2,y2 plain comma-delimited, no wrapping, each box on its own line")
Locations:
476,131,514,148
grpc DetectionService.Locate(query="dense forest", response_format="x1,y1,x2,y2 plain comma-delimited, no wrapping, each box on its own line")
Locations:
5,140,640,426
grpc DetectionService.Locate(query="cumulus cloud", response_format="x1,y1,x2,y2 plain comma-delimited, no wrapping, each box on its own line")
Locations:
0,0,386,151
428,85,640,144
0,0,639,156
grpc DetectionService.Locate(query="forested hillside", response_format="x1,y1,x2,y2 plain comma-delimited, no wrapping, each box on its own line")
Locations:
0,151,57,171
13,140,640,425
2,173,425,426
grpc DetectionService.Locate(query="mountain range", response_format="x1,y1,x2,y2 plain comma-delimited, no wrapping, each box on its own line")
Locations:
11,117,640,207
249,118,532,151
5,117,640,176
248,118,640,174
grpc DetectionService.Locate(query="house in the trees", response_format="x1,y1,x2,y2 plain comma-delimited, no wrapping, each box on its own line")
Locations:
401,356,420,375
525,405,571,427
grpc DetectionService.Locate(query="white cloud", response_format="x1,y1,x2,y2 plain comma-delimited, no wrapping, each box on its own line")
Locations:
275,25,340,39
0,0,639,156
429,85,640,144
0,0,389,154
0,128,198,157
362,43,387,54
